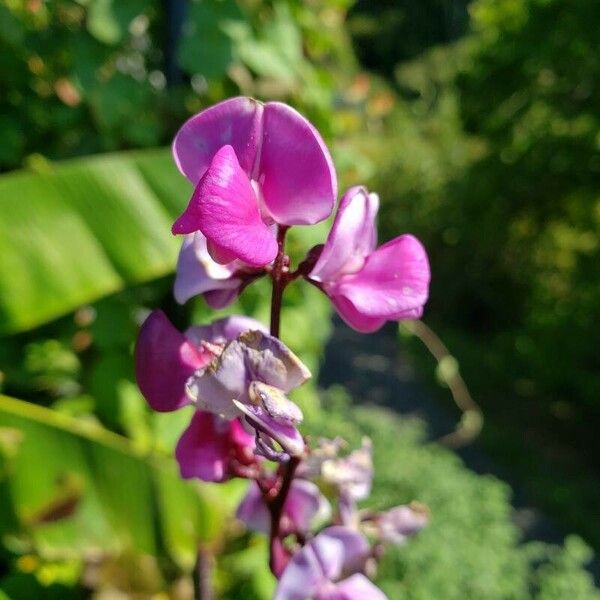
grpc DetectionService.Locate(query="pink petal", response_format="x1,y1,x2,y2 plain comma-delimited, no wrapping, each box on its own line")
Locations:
173,96,263,185
175,411,228,481
172,145,278,267
134,310,211,412
206,239,240,265
331,296,386,333
310,186,379,283
260,102,337,225
174,412,252,482
333,235,430,321
172,98,337,227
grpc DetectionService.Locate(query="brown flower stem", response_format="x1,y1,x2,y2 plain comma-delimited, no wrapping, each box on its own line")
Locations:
267,455,301,576
266,225,304,576
269,225,290,338
194,545,214,600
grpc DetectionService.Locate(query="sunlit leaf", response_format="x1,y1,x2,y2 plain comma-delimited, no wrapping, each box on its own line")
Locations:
0,149,190,335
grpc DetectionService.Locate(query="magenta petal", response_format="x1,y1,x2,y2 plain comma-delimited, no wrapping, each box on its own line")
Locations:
260,102,337,225
331,296,386,333
172,145,278,267
135,310,210,412
334,235,430,320
326,574,388,600
310,186,379,282
206,239,241,265
175,411,229,481
173,96,263,185
175,412,252,482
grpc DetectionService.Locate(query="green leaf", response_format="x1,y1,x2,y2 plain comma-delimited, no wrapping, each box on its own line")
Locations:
87,0,147,45
0,394,234,567
177,0,244,80
0,149,190,335
235,3,304,82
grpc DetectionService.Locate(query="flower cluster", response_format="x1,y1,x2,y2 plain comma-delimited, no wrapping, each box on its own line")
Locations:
135,97,431,599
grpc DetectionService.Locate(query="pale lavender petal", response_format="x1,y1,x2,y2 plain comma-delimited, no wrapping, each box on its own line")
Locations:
296,437,346,481
376,503,429,545
333,235,430,319
135,310,212,412
239,330,311,391
173,96,263,185
186,340,248,419
186,315,268,346
322,574,388,600
284,479,331,534
275,538,325,600
311,527,370,580
260,102,337,225
275,527,371,600
236,481,270,533
310,187,379,282
234,400,305,457
322,438,373,501
236,479,328,535
172,145,278,267
248,381,303,424
174,235,241,305
204,288,242,309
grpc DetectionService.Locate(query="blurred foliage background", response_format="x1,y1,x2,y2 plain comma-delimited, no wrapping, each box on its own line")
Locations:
0,0,599,597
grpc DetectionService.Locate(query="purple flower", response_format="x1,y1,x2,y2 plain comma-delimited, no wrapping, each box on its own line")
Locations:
299,438,373,502
321,438,373,502
309,186,430,333
171,97,337,267
174,233,262,307
237,479,330,536
275,527,387,600
134,310,265,481
135,309,215,413
367,503,429,545
175,410,255,483
185,330,311,458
